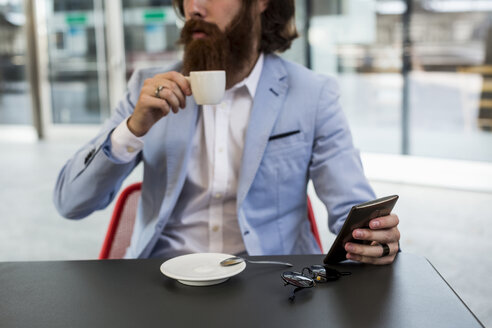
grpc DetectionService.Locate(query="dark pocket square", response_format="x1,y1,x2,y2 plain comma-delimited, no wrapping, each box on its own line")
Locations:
268,130,301,141
84,148,96,164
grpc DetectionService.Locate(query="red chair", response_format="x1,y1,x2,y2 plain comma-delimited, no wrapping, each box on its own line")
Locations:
100,182,323,259
99,182,142,259
307,196,323,253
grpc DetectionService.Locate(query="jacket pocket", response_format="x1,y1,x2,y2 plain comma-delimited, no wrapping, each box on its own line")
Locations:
264,131,306,155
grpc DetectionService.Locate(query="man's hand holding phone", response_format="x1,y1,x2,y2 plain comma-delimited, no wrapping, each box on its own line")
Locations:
344,213,400,265
324,195,400,266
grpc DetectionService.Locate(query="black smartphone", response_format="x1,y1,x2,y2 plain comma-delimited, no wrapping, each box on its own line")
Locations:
323,195,399,264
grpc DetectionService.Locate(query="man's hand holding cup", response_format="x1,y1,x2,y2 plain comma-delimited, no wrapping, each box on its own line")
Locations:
128,70,225,137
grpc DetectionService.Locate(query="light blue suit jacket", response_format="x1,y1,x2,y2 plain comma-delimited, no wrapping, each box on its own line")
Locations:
54,54,375,258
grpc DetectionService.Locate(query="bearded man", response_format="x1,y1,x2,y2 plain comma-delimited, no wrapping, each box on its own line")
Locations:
54,0,401,265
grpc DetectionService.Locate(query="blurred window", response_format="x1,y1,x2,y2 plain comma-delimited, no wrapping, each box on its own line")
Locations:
7,0,492,162
43,0,109,124
121,0,180,80
0,0,32,125
409,0,492,161
304,0,492,162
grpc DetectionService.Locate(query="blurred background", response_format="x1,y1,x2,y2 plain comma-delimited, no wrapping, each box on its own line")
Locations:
0,0,491,325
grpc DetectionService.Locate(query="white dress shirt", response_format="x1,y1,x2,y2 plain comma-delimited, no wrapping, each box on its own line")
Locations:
110,54,264,259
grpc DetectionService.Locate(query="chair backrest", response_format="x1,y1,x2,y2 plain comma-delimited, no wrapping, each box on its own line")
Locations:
307,196,323,253
100,182,324,258
99,182,142,259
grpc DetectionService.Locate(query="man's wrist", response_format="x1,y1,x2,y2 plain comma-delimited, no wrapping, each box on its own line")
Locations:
127,115,147,137
109,116,144,163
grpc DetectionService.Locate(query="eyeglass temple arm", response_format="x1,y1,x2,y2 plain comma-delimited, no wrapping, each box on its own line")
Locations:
288,287,305,301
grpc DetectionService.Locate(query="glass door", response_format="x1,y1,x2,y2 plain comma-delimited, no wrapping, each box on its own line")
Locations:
308,0,403,154
121,0,180,80
0,0,32,125
42,0,109,124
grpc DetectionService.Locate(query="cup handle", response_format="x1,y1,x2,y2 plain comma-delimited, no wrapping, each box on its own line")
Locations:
183,76,193,96
184,76,192,93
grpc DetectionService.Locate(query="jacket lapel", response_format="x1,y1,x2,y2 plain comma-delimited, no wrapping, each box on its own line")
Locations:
237,55,289,206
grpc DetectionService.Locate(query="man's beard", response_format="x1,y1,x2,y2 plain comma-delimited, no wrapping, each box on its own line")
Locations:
179,6,256,86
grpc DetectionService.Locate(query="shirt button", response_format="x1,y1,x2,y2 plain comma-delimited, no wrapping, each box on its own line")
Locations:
214,193,222,199
218,147,224,153
212,225,220,232
126,146,135,153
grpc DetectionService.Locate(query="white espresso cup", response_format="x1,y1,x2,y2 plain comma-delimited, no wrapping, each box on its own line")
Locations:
185,70,226,105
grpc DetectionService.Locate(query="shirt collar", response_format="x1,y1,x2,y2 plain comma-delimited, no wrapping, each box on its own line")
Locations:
227,53,264,98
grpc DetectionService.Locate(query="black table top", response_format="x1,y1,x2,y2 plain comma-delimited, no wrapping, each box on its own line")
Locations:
0,253,483,328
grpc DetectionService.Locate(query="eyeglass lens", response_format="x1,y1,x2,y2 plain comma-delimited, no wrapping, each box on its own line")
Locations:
281,271,315,288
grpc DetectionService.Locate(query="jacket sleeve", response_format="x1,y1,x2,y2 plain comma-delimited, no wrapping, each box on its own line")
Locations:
53,70,145,219
309,77,376,234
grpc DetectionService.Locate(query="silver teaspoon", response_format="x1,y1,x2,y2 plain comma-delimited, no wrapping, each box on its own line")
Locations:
220,256,293,267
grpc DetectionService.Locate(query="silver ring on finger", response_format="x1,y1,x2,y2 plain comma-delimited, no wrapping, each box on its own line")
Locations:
380,243,390,257
155,85,165,99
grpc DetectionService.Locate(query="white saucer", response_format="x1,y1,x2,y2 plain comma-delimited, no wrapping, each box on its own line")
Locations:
160,253,246,286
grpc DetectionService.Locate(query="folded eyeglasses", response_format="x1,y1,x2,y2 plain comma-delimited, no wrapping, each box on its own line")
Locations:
281,265,351,301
